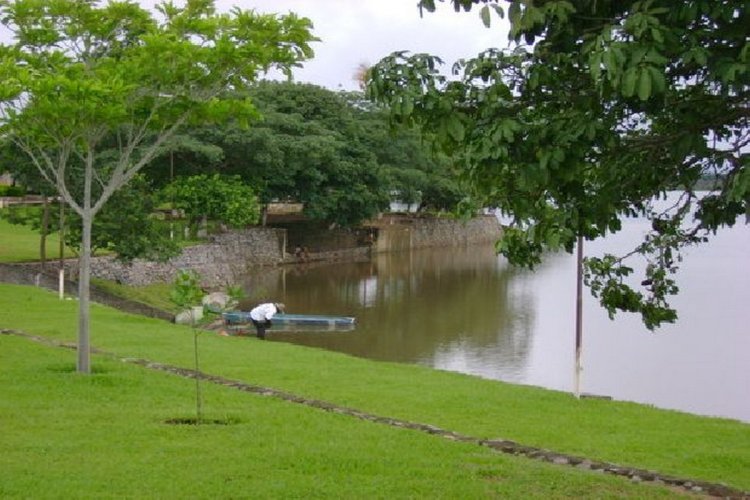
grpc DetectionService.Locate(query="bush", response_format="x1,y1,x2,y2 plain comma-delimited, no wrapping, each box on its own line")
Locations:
0,185,26,197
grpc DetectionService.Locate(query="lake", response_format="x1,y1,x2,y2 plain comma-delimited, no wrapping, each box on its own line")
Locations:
240,207,750,423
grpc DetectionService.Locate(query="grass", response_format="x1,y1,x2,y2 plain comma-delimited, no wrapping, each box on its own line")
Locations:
0,214,198,266
0,217,76,263
1,283,749,498
0,334,685,499
91,278,179,314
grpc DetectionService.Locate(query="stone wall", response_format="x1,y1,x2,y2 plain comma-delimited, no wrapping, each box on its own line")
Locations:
67,228,286,288
1,216,502,290
370,214,502,253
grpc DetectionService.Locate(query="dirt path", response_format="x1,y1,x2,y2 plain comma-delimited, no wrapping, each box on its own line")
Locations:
3,328,747,499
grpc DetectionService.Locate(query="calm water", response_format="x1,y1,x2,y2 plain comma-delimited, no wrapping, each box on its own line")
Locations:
239,212,750,423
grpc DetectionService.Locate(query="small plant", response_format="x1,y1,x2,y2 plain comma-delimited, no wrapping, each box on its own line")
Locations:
169,269,205,424
225,284,246,311
170,270,204,309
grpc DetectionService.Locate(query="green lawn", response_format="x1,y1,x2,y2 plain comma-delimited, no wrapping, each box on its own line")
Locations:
1,283,748,498
0,217,76,263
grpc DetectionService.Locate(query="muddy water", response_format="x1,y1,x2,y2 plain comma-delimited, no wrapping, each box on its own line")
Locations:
238,221,750,423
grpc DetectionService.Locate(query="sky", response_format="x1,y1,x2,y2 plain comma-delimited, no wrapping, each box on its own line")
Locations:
237,0,511,90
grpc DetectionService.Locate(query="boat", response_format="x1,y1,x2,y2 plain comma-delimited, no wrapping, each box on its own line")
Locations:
222,312,356,328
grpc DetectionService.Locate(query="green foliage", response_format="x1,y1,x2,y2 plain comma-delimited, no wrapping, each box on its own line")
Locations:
170,270,204,308
225,284,246,304
65,175,180,262
153,81,467,227
0,203,43,228
221,82,393,226
162,174,260,230
0,184,25,196
368,0,749,329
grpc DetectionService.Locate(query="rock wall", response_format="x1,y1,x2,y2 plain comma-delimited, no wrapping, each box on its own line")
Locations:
370,214,502,253
68,228,286,288
1,216,502,290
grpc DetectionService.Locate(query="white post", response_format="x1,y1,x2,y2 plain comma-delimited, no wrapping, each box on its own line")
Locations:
58,268,64,300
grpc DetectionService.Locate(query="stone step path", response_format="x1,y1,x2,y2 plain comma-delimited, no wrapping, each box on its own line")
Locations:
3,328,747,499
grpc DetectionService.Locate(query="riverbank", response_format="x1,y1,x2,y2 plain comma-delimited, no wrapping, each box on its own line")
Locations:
1,283,749,498
2,214,502,288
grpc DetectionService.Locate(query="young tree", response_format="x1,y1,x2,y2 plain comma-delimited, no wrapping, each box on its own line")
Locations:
368,0,749,329
0,0,315,372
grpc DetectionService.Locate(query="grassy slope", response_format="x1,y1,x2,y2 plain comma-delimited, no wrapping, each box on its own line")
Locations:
1,334,687,499
1,284,748,497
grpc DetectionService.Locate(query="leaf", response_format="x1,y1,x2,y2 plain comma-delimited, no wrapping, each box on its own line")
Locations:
622,68,638,97
491,4,505,19
589,51,602,81
480,5,491,28
402,96,414,116
650,27,663,43
637,68,651,101
647,66,665,94
546,229,560,249
508,1,522,37
603,50,617,77
446,114,465,142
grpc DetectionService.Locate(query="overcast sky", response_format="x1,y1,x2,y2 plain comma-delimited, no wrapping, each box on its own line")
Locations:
240,0,511,90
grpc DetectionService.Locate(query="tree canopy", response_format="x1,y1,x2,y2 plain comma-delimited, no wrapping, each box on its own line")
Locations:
368,0,749,329
140,81,465,226
0,0,316,372
163,173,260,230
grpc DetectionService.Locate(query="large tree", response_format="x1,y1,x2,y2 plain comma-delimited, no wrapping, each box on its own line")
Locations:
368,0,748,329
0,0,315,372
140,81,467,224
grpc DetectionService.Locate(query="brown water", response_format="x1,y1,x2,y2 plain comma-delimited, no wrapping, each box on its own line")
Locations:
238,217,750,423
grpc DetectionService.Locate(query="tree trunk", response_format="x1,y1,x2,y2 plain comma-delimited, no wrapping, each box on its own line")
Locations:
77,156,94,374
77,211,92,373
40,196,49,270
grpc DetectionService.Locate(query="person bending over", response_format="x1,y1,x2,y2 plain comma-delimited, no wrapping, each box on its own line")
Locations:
249,302,285,339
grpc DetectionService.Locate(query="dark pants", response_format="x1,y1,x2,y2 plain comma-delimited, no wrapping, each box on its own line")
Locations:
251,319,271,339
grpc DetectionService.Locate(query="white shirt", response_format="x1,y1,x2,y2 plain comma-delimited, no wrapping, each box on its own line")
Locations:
249,303,278,322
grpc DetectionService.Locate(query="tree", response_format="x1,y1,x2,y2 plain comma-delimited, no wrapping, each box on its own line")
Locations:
236,82,466,223
163,173,261,232
367,0,749,329
196,82,393,226
65,174,181,263
0,0,315,372
137,82,467,224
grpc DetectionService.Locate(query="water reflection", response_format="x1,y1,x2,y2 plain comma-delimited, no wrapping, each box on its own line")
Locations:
238,222,750,423
240,246,536,380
